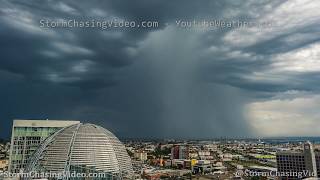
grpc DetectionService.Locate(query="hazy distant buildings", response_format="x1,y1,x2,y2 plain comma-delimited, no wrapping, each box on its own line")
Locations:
8,119,80,173
276,141,319,179
0,141,9,172
171,145,189,159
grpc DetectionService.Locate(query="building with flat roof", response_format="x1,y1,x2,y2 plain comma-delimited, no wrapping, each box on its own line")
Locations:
0,159,9,171
134,151,148,162
8,119,80,173
276,141,319,180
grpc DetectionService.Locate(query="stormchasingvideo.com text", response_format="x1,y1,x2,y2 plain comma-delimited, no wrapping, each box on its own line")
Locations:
40,19,160,29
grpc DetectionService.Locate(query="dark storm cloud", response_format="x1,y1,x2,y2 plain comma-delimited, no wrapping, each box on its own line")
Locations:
1,0,320,139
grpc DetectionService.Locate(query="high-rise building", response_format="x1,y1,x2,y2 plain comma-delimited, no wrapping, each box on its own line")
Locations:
171,145,189,159
276,141,319,180
25,123,134,179
8,119,80,173
171,145,180,159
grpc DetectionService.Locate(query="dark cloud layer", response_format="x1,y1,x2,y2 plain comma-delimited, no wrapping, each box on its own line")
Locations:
1,0,320,139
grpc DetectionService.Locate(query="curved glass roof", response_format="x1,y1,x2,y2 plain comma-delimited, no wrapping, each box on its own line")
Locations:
25,123,133,179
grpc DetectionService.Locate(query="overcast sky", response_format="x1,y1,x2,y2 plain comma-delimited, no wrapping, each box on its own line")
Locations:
0,0,320,139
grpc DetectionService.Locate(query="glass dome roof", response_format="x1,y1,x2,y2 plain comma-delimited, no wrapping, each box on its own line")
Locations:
25,123,133,179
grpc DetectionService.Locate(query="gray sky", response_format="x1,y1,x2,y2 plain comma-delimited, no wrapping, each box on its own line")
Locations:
1,0,320,139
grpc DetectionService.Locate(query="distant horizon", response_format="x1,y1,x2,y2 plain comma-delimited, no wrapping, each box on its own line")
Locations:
2,118,320,140
2,130,320,142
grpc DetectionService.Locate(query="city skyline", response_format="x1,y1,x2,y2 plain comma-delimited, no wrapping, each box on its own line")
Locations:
1,0,320,139
3,119,320,179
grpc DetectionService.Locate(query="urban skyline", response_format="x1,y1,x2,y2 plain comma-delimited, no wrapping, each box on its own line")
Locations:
2,119,320,179
1,0,320,139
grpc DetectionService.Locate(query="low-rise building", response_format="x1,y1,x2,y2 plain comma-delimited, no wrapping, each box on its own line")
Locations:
193,160,212,174
134,151,148,162
0,159,9,171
